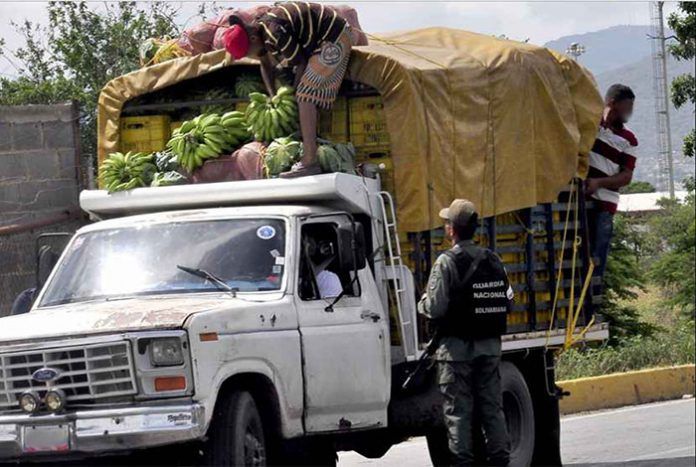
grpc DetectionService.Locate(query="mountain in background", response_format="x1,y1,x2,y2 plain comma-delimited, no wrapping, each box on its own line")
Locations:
544,25,655,75
545,26,695,189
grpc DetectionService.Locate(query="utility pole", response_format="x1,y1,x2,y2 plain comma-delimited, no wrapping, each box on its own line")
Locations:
566,42,586,62
650,1,675,198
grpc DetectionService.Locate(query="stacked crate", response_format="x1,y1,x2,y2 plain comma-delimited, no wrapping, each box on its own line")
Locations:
393,200,593,337
120,116,171,153
318,94,393,193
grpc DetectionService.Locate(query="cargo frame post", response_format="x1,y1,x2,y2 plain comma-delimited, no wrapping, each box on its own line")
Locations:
524,208,537,331
577,182,594,327
543,203,558,331
486,216,497,252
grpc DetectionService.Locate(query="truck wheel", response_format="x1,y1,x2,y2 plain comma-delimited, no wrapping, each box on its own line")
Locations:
207,390,267,466
500,362,535,467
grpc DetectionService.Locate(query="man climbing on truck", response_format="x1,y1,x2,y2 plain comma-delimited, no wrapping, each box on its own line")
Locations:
418,199,513,466
586,84,638,284
223,2,355,178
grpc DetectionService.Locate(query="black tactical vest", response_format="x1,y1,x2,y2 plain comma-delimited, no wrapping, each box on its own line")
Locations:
440,244,512,339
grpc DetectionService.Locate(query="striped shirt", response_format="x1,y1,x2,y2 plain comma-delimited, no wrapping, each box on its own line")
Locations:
588,122,638,213
259,2,347,67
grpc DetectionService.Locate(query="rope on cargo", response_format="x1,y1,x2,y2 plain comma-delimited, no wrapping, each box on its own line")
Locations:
544,179,599,352
360,31,449,70
545,180,575,349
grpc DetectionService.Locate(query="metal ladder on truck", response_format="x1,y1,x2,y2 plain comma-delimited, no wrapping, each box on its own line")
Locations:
378,191,419,361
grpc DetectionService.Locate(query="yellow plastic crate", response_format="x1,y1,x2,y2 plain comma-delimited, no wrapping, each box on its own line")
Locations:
318,97,349,143
120,115,171,153
348,96,390,158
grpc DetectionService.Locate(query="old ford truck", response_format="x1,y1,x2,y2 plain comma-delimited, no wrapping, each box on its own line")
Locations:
0,173,607,466
1,25,608,466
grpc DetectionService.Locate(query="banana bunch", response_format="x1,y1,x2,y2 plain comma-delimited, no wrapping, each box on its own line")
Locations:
220,110,251,147
154,149,179,172
245,87,299,142
200,87,235,114
151,171,187,187
99,151,156,192
235,74,264,98
264,137,302,177
167,113,249,172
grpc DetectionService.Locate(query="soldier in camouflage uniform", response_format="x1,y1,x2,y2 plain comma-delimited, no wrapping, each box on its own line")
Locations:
418,199,511,467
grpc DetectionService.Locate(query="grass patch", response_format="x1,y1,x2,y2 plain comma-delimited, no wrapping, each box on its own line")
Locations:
556,323,695,380
556,285,695,381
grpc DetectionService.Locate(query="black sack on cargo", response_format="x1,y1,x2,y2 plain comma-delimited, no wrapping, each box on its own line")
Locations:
441,246,512,339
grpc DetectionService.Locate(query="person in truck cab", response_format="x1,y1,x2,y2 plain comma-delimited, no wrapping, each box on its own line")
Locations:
418,199,513,467
223,2,355,178
301,232,343,299
586,84,638,284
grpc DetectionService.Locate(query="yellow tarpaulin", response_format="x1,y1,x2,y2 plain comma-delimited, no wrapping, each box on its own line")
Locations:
98,27,603,232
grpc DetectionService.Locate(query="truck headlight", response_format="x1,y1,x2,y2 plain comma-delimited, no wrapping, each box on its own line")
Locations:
149,337,185,366
19,391,41,414
45,389,66,412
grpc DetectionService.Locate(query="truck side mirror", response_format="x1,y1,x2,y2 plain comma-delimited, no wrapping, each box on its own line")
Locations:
336,221,367,272
36,246,59,289
35,232,71,289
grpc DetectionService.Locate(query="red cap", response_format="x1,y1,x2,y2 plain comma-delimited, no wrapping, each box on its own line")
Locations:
223,24,249,60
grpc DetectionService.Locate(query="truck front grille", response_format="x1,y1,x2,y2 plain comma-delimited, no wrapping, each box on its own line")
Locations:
0,341,137,413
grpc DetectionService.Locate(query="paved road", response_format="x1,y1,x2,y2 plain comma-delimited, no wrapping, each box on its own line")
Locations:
338,398,696,466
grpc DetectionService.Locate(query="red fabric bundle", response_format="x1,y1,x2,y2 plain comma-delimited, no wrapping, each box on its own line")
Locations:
222,25,249,59
191,142,265,184
182,20,218,55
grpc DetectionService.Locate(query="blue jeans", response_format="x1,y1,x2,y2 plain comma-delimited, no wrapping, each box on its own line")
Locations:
590,210,614,279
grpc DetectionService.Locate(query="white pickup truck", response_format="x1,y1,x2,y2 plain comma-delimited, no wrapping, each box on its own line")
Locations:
0,173,607,466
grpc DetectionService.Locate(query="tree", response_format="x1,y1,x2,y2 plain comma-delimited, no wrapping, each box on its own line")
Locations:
0,1,180,169
647,182,696,320
601,215,658,344
667,2,696,160
620,181,656,194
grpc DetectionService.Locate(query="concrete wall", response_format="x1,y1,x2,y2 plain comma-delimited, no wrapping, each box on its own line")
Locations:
0,103,83,316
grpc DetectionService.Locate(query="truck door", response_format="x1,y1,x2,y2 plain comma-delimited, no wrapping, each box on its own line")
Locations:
295,217,390,433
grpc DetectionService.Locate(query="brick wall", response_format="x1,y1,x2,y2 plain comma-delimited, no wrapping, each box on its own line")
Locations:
0,103,84,316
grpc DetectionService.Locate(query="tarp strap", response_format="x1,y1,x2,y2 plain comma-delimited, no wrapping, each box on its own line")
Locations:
545,179,599,352
545,180,576,349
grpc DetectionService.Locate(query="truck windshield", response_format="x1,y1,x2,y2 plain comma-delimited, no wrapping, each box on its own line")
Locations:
38,218,287,307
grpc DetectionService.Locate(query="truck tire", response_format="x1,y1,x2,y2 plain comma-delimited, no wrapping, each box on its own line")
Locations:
500,361,535,467
206,390,268,466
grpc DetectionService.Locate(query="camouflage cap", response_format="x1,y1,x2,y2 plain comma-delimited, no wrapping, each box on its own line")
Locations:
439,199,477,227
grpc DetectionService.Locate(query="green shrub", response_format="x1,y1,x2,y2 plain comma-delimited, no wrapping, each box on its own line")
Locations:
556,321,695,380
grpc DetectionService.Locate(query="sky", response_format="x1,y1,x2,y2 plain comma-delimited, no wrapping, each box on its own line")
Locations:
0,1,678,78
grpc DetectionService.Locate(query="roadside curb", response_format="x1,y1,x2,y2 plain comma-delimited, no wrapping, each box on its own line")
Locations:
558,364,695,414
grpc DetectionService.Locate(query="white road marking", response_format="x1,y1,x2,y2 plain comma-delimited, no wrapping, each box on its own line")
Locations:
561,398,695,423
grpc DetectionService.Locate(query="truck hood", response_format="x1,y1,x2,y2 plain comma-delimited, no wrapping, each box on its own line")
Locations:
0,295,237,345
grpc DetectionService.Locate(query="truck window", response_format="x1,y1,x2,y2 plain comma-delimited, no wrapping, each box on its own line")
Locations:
38,218,286,307
299,223,358,301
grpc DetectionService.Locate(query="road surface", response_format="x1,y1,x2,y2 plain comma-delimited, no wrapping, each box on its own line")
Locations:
339,398,696,466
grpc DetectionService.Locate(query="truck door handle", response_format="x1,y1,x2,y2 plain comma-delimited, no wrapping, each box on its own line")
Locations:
361,311,381,322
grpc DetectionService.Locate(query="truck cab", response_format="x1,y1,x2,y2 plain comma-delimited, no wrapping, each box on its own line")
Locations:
0,174,413,464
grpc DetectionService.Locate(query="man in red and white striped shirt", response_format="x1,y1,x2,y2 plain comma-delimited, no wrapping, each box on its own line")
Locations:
586,84,637,279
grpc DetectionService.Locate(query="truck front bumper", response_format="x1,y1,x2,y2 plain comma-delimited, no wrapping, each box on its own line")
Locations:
0,403,205,460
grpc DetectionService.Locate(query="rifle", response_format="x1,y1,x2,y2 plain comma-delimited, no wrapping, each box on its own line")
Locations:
401,328,441,391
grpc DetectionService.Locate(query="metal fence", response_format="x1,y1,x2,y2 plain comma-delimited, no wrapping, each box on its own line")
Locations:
0,213,82,317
